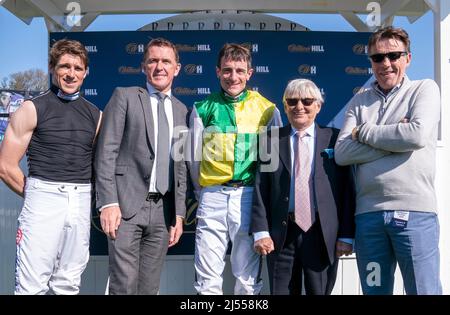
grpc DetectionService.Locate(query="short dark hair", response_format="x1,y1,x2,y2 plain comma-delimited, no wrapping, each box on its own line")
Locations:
368,26,411,53
49,39,89,70
216,43,252,69
142,38,179,63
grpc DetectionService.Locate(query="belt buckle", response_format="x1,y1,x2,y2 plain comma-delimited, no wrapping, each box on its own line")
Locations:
224,180,244,188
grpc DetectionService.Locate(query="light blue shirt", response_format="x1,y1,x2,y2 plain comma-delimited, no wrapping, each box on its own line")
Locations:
288,124,316,213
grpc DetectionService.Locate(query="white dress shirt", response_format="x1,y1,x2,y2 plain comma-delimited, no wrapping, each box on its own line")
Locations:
146,82,174,193
99,83,174,211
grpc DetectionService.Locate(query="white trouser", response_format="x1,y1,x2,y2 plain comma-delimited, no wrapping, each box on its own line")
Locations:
15,177,91,295
194,185,263,295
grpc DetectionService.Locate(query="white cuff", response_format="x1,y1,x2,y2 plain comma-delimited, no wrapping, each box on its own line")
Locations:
253,231,270,242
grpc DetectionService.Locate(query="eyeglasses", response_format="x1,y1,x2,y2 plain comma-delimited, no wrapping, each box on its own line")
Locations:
285,98,316,107
368,51,408,63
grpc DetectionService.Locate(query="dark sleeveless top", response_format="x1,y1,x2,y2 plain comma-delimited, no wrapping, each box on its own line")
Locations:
27,85,100,183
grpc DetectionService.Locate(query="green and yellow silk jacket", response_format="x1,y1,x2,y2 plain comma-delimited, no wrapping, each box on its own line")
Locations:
189,89,282,192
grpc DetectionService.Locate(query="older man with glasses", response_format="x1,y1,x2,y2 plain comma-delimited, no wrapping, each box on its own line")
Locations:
335,26,442,295
251,78,355,295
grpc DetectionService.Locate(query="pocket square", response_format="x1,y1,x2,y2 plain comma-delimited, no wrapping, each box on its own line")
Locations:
321,148,334,159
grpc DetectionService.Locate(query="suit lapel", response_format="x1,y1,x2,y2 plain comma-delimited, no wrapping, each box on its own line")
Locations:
171,96,182,127
138,87,156,151
279,125,292,176
314,124,330,180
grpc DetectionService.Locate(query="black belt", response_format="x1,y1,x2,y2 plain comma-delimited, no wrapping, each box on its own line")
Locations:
146,192,164,203
222,180,246,188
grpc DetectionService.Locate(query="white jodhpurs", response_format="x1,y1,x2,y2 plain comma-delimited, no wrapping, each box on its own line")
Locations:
15,177,91,295
194,185,263,295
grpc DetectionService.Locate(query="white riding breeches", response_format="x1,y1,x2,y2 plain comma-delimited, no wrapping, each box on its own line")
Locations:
194,185,263,295
15,177,91,295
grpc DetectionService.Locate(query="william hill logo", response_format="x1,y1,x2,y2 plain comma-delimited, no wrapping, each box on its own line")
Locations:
255,66,269,73
85,46,98,53
174,87,211,95
126,43,145,54
197,44,211,51
84,89,98,96
241,43,259,53
184,64,203,75
352,44,368,55
176,44,211,52
345,67,373,75
288,44,325,53
118,66,141,74
298,64,317,75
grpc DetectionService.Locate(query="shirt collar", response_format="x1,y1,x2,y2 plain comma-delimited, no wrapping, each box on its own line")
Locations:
220,89,248,103
290,123,315,138
372,75,409,98
146,82,172,98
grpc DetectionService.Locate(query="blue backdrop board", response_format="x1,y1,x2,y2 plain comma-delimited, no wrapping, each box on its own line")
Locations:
50,30,371,255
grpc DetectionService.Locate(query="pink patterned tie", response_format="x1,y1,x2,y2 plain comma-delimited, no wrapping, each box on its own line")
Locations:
294,131,314,232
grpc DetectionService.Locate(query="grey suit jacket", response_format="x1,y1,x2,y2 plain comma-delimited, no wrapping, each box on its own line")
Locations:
95,86,188,224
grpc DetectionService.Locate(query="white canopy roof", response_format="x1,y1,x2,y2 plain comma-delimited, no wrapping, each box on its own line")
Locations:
1,0,432,32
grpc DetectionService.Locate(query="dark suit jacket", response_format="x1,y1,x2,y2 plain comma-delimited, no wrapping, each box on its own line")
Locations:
95,86,188,225
251,124,355,264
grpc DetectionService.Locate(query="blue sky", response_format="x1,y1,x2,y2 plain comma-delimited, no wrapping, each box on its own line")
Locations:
0,6,434,81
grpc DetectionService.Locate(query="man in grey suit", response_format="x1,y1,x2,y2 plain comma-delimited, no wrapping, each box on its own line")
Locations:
95,38,188,295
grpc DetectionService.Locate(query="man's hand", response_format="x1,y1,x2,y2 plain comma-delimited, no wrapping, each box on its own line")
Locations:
254,237,274,256
100,205,122,239
169,216,184,247
400,117,409,123
335,240,353,257
351,125,360,141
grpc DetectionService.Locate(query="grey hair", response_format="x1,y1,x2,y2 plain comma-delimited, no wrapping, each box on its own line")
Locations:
282,79,324,105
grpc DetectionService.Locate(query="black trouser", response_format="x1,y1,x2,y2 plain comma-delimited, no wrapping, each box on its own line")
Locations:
268,217,338,295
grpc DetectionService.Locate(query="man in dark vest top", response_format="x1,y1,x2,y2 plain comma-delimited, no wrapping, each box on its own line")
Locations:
0,39,101,294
